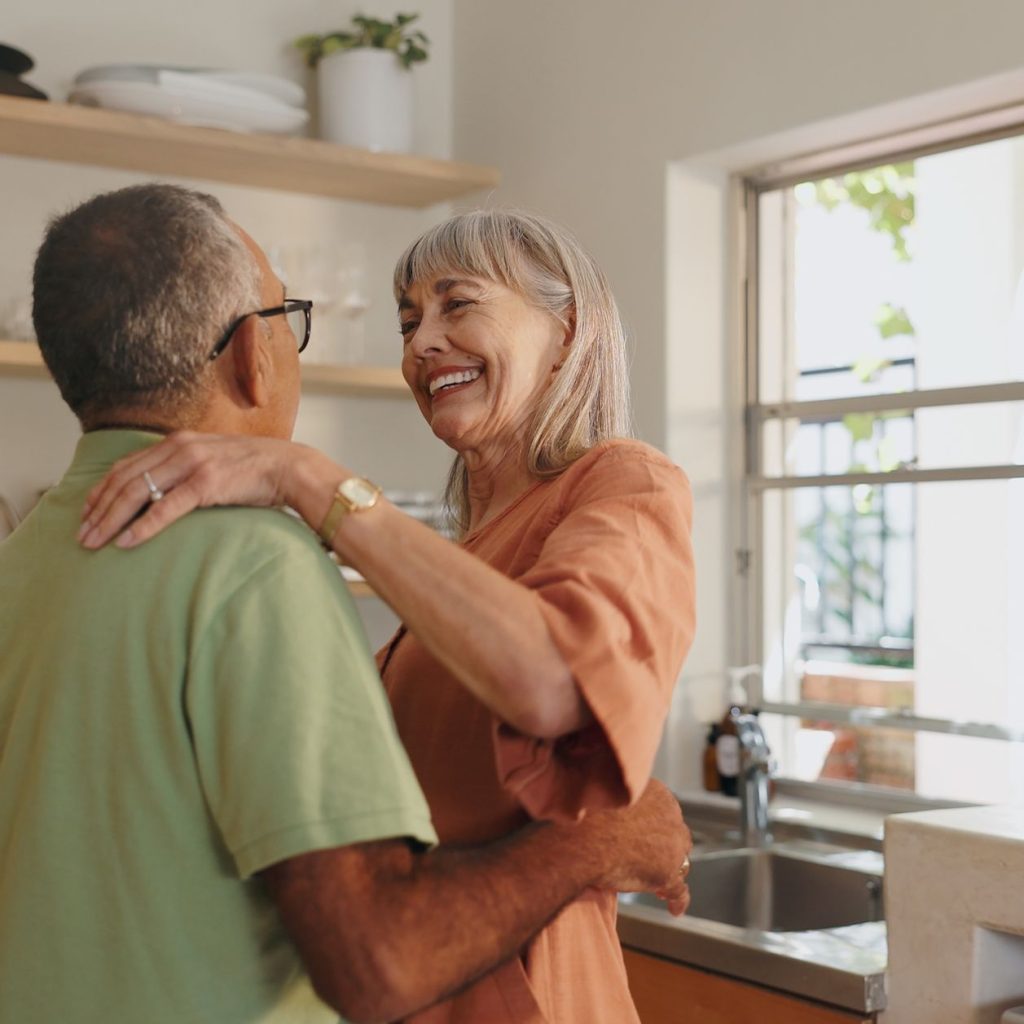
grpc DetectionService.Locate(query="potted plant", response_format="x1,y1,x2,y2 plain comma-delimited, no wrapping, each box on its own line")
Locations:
295,13,429,153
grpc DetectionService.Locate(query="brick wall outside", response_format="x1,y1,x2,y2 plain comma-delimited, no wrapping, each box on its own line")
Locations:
800,661,916,790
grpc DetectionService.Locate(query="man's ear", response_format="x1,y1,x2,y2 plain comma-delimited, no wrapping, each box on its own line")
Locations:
228,315,273,409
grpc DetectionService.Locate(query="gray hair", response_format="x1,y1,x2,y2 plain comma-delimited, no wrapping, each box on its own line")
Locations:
32,183,261,424
393,209,633,534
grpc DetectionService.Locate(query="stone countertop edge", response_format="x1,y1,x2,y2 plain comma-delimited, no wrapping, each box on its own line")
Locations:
882,804,1024,842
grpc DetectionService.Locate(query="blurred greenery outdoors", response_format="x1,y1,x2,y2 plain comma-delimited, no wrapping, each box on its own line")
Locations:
794,162,917,666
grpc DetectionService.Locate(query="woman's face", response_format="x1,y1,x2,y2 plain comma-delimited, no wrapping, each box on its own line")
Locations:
399,274,568,454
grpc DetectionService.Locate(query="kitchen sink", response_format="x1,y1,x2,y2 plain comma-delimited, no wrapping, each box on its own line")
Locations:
625,846,884,932
617,804,889,1013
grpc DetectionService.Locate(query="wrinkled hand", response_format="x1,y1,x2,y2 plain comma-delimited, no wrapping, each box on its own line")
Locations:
79,431,296,549
586,780,692,916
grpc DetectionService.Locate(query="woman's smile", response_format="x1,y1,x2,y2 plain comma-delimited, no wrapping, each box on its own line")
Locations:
427,364,484,402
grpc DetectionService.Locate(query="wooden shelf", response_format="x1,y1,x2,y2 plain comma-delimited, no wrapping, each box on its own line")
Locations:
0,341,410,399
0,340,42,379
0,96,499,207
301,361,409,398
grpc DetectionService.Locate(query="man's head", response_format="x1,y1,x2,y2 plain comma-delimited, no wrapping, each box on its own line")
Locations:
32,183,302,438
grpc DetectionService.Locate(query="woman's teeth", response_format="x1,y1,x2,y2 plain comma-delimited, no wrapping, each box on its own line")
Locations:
429,368,482,396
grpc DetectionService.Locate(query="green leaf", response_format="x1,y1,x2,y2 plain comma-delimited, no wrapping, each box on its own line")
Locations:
852,484,876,515
852,355,891,383
842,413,877,443
807,162,915,259
321,35,356,58
876,437,901,473
813,178,846,210
403,44,428,65
293,37,321,67
873,302,915,339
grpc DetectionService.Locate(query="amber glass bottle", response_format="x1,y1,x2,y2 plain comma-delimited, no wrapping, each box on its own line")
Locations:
714,707,741,797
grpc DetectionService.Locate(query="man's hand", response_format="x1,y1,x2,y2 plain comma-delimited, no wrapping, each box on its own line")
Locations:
582,780,692,916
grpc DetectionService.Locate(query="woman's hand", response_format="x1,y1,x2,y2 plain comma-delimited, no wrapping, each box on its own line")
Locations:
79,431,299,549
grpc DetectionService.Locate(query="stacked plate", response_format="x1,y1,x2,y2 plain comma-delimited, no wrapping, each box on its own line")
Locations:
69,65,308,134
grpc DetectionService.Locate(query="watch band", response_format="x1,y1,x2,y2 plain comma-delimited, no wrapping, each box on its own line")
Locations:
318,477,382,545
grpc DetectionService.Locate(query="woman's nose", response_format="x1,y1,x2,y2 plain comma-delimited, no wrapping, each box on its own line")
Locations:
409,312,451,357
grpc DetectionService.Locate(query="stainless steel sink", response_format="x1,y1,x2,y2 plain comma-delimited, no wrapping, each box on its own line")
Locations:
617,827,888,1013
627,846,884,932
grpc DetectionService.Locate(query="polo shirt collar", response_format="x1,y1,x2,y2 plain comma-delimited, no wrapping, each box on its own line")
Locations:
67,430,165,477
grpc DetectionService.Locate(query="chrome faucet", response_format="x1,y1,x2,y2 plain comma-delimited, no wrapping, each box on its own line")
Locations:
728,707,774,846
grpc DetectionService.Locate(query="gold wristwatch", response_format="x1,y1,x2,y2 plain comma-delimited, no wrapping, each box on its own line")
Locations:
318,476,382,545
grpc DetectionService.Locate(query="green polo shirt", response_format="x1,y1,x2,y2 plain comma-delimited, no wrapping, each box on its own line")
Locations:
0,430,436,1023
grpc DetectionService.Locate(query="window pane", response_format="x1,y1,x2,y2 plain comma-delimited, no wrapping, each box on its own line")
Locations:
761,399,1023,477
759,478,1023,800
757,137,1024,406
761,484,915,699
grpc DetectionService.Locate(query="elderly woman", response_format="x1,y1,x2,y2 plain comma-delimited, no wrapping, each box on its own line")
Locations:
81,210,696,1023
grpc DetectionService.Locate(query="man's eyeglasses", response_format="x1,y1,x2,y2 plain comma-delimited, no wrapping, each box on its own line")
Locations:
209,299,314,361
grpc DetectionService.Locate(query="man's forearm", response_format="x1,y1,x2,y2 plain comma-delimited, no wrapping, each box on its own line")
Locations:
264,782,688,1024
266,820,611,1023
374,821,606,1014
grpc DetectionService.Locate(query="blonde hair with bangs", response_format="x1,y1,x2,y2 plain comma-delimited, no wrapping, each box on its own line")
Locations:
393,209,633,534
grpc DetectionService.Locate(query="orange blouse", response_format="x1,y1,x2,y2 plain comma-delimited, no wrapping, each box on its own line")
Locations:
378,439,696,1023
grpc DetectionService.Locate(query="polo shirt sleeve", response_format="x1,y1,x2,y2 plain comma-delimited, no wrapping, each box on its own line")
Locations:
185,526,436,879
494,445,696,822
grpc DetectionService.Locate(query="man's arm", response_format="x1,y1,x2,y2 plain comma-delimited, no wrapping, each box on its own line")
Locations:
261,780,691,1024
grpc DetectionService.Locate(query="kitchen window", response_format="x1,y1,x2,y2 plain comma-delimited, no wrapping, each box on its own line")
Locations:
741,110,1024,805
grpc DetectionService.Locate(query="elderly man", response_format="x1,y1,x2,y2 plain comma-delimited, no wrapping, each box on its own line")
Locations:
0,184,689,1024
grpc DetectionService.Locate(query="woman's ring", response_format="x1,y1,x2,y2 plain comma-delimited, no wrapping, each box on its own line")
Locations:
679,855,691,876
143,471,164,503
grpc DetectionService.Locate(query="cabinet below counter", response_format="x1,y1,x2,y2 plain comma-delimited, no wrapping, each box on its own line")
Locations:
623,949,876,1024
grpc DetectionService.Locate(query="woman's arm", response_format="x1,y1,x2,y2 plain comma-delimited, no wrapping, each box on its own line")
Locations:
288,447,589,739
80,434,588,738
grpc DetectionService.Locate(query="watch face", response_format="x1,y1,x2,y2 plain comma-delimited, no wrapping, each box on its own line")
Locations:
339,476,379,509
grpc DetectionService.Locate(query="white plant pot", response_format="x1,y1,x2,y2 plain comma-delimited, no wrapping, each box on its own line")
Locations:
318,48,414,153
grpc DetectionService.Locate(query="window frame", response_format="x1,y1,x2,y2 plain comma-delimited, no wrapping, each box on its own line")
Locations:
738,107,1024,778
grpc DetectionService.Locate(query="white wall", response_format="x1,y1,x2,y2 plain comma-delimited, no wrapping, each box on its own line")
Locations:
452,0,1024,788
0,0,458,647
